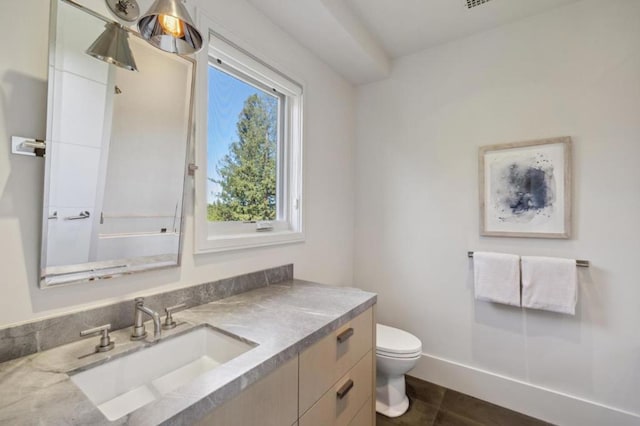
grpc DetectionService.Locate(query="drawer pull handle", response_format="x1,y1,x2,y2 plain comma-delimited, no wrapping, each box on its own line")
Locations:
337,327,354,343
336,379,354,400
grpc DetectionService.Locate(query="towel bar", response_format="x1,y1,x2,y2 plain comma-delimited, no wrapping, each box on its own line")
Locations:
467,251,589,268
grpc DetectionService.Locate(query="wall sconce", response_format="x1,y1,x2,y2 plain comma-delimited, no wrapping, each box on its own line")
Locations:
86,22,138,71
137,0,203,55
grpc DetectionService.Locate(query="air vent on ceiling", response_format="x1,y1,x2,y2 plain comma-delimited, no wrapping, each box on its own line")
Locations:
465,0,493,9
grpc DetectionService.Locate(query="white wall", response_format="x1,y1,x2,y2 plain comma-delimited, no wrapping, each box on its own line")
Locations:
354,0,640,424
0,0,355,326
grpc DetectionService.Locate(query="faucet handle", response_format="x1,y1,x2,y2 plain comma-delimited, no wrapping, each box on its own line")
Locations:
162,303,187,330
80,324,115,352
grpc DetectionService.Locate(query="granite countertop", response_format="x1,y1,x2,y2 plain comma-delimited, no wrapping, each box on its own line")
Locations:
0,280,376,426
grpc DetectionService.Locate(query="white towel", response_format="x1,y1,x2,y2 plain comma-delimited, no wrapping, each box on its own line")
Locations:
521,256,577,315
473,252,521,307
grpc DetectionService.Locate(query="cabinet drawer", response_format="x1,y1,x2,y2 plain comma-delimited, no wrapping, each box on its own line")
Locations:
349,398,373,426
299,350,373,426
299,308,373,414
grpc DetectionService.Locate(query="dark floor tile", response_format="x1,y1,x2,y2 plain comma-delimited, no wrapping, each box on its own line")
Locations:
439,390,548,426
376,397,440,426
406,375,447,407
376,414,397,426
433,410,483,426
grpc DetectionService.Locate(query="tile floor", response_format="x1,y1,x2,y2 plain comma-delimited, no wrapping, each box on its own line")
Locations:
376,376,552,426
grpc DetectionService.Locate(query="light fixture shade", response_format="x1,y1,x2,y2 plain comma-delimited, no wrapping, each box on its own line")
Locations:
86,23,138,71
137,0,203,55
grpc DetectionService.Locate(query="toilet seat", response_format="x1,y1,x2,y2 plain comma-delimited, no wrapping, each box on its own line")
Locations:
376,349,421,359
376,324,422,357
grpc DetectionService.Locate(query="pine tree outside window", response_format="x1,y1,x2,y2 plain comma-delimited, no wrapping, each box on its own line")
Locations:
207,67,281,223
194,28,304,253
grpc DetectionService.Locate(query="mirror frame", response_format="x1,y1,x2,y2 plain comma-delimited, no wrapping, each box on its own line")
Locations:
40,0,196,288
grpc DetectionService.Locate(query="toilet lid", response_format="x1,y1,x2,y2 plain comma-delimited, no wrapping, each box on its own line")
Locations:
376,324,422,355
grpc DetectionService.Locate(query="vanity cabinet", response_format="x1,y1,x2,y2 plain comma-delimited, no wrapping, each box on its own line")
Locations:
196,356,299,426
200,307,375,426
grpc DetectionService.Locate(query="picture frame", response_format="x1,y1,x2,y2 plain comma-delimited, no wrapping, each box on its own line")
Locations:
479,136,572,239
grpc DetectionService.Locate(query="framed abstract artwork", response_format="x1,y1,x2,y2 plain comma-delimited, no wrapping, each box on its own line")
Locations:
479,136,572,238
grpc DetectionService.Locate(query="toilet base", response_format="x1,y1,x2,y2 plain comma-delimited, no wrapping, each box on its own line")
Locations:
375,372,410,418
376,394,409,418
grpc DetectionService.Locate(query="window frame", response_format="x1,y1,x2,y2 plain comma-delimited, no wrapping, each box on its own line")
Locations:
194,21,304,253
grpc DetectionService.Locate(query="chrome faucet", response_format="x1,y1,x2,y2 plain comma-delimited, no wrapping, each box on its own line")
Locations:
131,297,161,341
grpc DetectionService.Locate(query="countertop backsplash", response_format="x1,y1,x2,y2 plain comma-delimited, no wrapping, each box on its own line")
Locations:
0,264,293,363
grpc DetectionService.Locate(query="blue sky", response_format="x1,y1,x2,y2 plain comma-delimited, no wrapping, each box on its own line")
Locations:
207,66,264,204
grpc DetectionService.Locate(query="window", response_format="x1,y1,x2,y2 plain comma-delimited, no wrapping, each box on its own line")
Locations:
195,28,303,253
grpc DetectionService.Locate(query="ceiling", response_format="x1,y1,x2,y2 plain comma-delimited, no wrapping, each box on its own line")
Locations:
246,0,581,85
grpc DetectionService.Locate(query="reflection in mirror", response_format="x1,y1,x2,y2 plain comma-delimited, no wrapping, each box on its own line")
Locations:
41,0,194,287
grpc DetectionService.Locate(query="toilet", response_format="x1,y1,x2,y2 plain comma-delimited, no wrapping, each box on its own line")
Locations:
375,323,422,418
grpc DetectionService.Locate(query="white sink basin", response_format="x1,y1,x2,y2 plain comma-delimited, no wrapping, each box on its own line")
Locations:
70,326,256,421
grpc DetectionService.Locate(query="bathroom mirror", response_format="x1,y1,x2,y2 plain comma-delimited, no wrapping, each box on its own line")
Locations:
40,0,195,287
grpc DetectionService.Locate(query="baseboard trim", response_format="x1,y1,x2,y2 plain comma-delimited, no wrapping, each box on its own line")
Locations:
410,353,640,426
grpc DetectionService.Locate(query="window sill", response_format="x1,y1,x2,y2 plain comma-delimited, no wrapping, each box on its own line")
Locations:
195,230,304,254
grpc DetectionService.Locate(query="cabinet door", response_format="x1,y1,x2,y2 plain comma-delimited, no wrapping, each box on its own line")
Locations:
299,308,373,415
299,351,373,426
197,357,298,426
